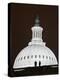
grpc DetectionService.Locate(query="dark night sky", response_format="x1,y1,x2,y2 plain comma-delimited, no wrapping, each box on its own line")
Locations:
8,3,58,71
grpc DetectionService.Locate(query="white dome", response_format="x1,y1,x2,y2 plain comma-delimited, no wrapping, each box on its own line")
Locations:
13,16,58,69
13,45,57,69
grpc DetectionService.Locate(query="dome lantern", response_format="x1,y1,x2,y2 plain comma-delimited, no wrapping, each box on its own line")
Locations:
28,16,45,46
34,15,40,26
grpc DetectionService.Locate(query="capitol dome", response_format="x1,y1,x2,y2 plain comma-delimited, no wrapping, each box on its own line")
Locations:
13,16,58,70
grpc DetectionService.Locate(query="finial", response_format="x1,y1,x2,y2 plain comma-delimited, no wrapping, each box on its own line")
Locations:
35,15,40,26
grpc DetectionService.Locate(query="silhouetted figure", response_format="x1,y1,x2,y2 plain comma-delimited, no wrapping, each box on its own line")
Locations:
39,61,41,67
35,61,37,67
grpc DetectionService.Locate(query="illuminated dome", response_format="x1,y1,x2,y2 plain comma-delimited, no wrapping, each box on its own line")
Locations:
13,16,58,70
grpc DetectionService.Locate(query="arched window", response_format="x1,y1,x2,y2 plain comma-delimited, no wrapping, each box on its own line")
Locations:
34,61,37,67
24,56,26,59
52,57,53,60
31,55,33,58
39,55,41,58
49,56,51,59
18,58,20,61
21,57,22,60
43,55,44,58
46,56,48,59
35,55,37,58
27,56,29,59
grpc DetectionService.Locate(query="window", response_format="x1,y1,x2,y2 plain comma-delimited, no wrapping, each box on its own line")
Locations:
52,57,53,60
31,55,33,58
35,55,37,58
27,56,29,59
49,56,51,59
43,55,44,58
24,56,26,59
21,57,22,60
39,55,41,58
46,56,48,59
18,58,20,61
